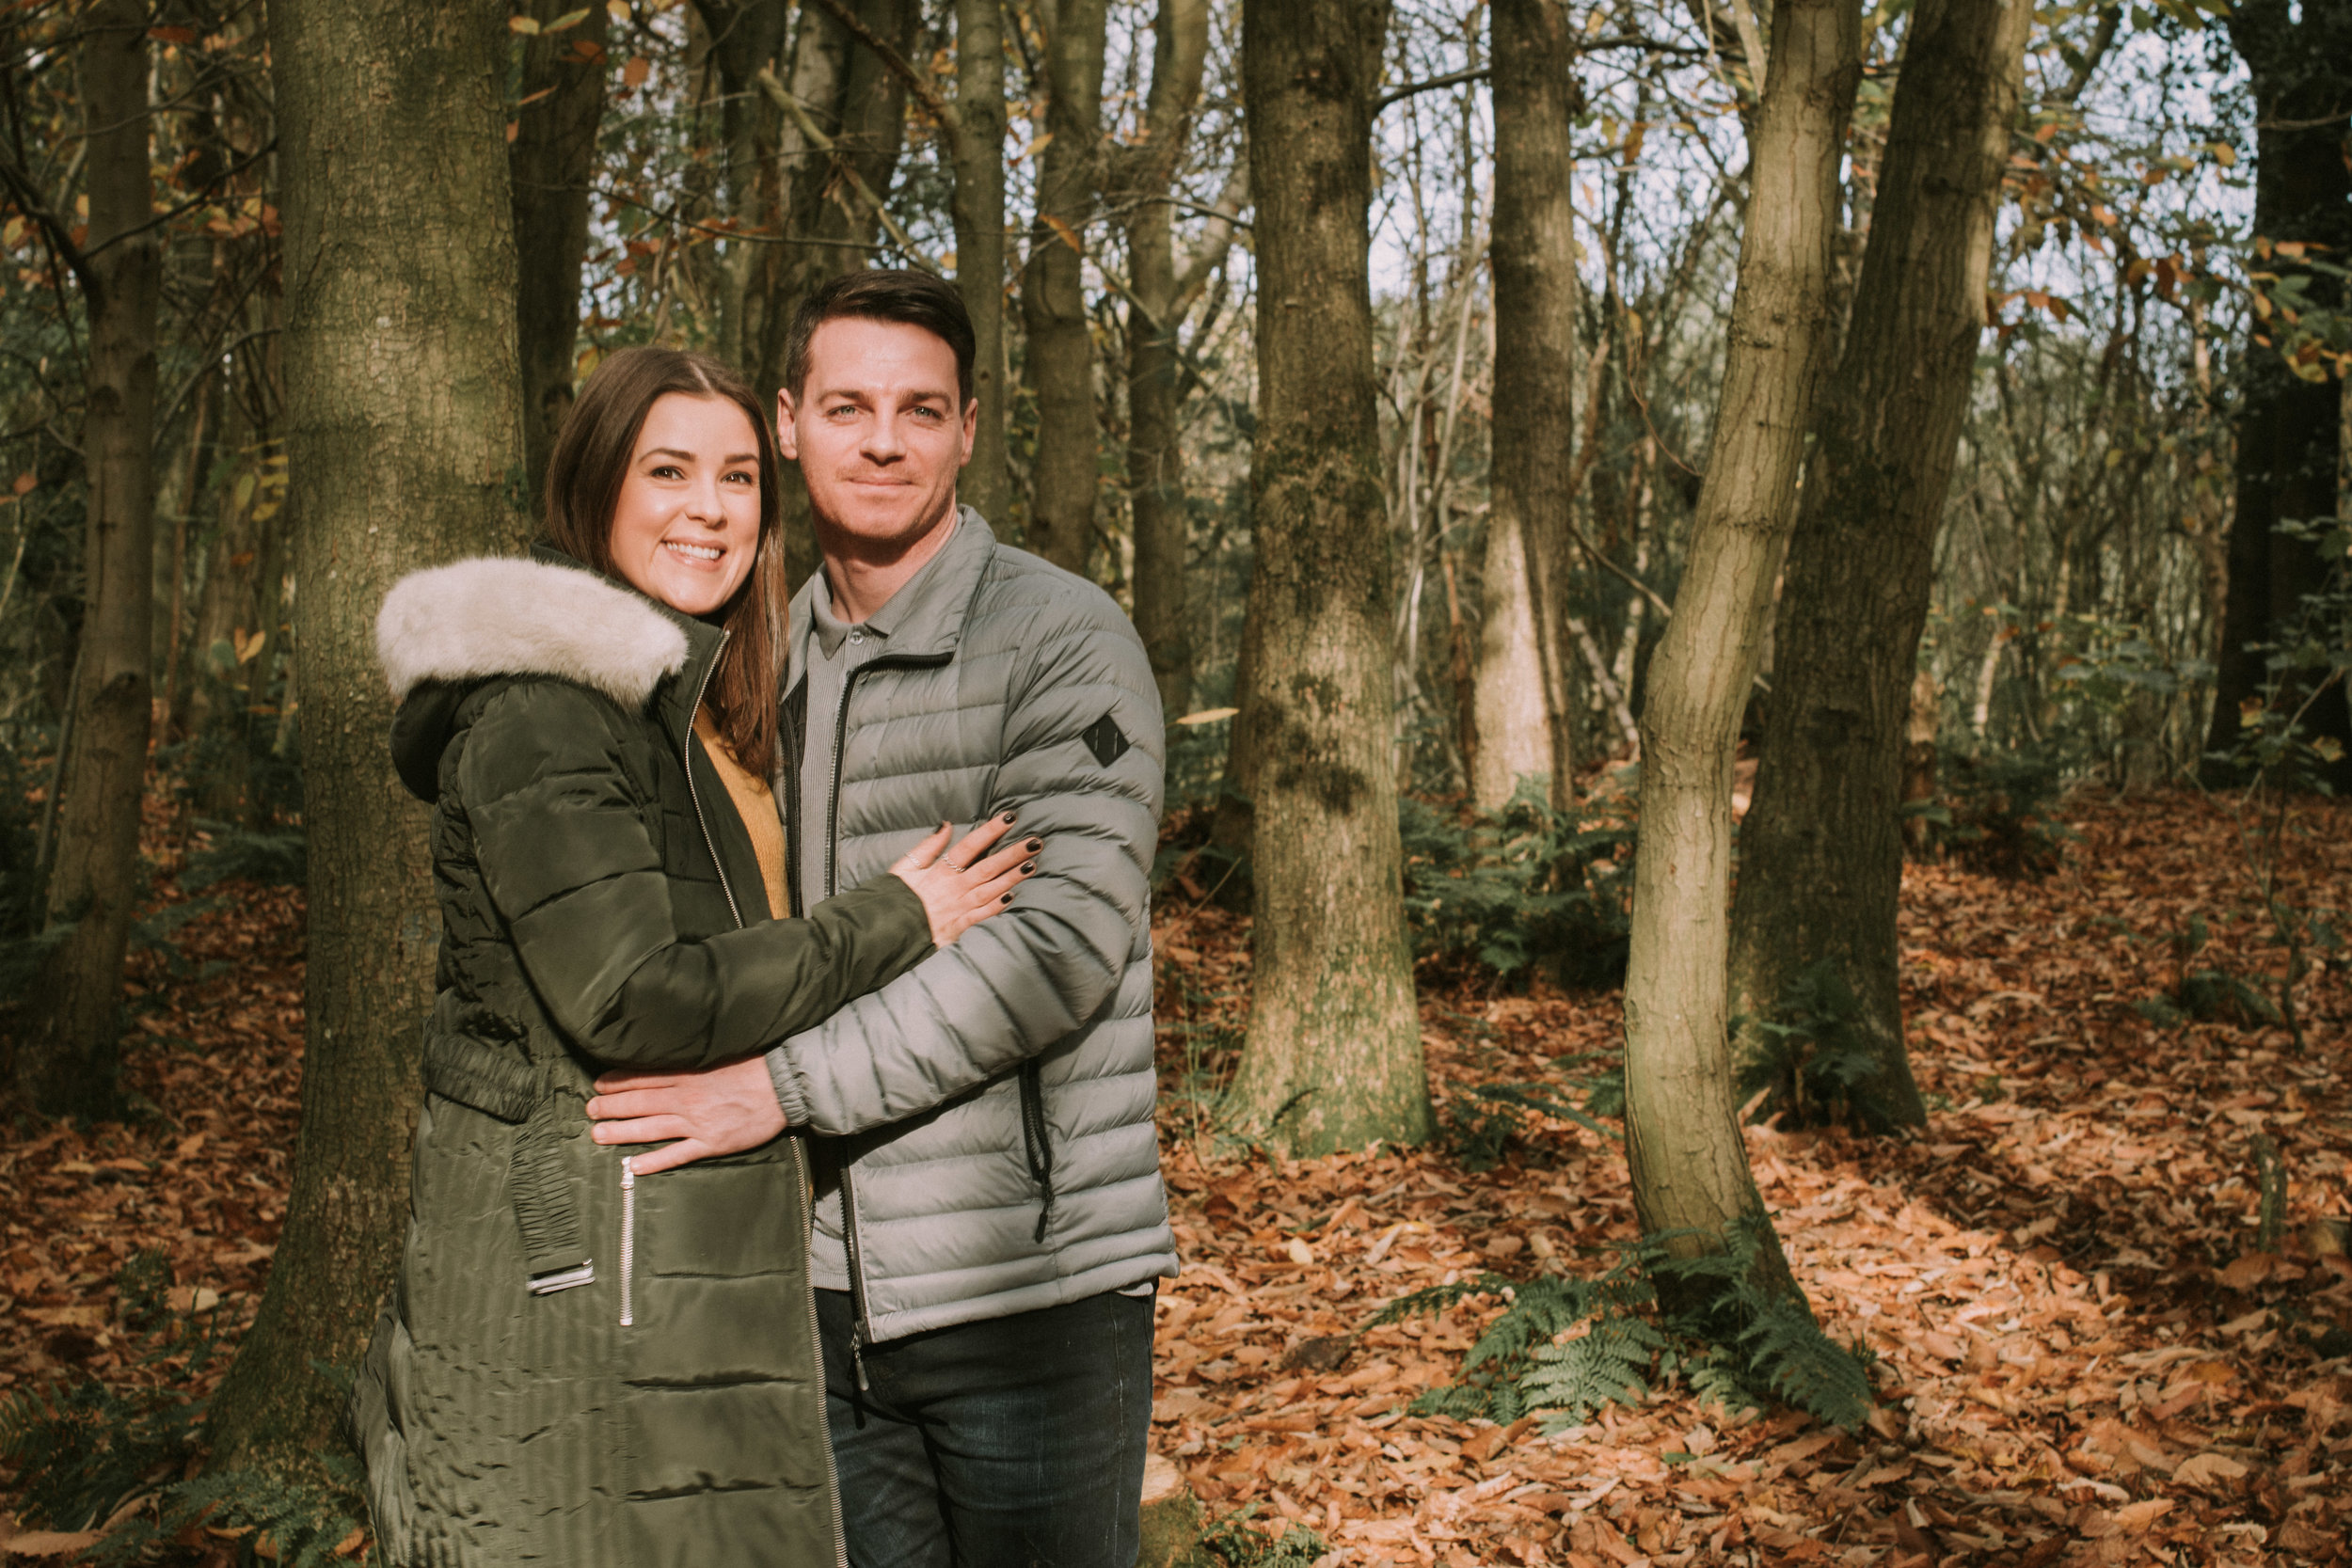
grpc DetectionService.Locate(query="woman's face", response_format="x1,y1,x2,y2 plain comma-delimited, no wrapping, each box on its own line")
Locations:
608,392,762,618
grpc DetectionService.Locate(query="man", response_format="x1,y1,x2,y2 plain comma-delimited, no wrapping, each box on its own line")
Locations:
585,270,1174,1568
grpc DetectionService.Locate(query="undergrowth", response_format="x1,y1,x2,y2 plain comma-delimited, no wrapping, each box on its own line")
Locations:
1373,1220,1874,1435
1400,783,1633,990
0,1250,368,1566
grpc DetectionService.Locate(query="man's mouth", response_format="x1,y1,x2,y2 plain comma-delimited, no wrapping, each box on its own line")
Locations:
663,540,724,562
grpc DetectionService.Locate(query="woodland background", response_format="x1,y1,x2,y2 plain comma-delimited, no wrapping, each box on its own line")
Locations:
0,0,2347,1563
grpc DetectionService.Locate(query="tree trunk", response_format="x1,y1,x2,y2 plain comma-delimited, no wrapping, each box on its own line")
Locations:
207,0,526,1467
513,0,612,519
2201,0,2352,789
1117,0,1210,722
758,0,920,588
952,0,1011,526
1224,0,1430,1156
1475,0,1581,813
15,0,159,1119
1725,0,2031,1132
1019,0,1109,577
1622,0,1857,1297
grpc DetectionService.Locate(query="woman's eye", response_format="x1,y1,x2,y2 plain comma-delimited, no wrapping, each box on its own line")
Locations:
648,464,683,480
723,470,756,485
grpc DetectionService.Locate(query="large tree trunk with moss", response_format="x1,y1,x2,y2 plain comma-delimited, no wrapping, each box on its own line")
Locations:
14,0,159,1118
1019,0,1109,576
1116,0,1211,721
1623,0,1856,1298
512,0,612,518
952,0,1011,527
1726,0,2031,1132
1224,0,1430,1156
206,0,526,1467
1474,0,1581,813
2201,0,2352,788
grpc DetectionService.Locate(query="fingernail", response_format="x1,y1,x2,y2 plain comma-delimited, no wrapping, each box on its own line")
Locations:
1002,811,1018,824
1023,862,1035,874
1026,838,1041,851
1001,892,1014,903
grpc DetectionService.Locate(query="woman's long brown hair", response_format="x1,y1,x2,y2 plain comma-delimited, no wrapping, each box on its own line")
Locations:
541,346,784,775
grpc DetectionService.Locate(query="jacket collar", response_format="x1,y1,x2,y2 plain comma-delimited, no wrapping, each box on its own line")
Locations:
786,506,996,692
518,546,731,758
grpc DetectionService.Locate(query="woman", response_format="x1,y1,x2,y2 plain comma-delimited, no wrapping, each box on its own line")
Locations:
353,347,1032,1566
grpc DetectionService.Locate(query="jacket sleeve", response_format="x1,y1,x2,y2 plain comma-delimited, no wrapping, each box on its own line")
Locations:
764,600,1164,1134
456,680,936,1069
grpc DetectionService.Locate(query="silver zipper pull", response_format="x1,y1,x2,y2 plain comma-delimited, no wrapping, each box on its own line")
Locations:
619,1157,637,1328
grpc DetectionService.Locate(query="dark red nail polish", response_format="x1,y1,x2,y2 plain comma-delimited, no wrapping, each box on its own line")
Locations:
1001,892,1014,903
1026,838,1041,851
1002,811,1018,824
1023,862,1035,874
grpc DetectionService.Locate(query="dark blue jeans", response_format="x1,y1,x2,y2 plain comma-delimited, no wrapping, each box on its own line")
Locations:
817,1286,1154,1568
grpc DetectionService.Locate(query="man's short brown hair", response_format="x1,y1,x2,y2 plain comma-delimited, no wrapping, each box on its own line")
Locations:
782,269,977,405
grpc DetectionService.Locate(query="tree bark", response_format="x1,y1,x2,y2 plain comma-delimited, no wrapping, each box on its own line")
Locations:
15,0,159,1119
1622,0,1857,1293
1224,0,1430,1156
513,0,612,519
1726,0,2032,1132
2201,0,2352,788
952,0,1011,526
207,0,526,1466
1475,0,1581,813
1116,0,1210,721
1019,0,1110,577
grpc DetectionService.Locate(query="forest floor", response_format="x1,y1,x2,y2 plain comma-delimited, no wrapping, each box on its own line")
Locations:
1,786,2348,1567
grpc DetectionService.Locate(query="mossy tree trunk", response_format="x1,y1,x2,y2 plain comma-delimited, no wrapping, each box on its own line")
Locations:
1224,0,1431,1156
1475,0,1581,814
1621,0,1856,1300
1019,0,1110,576
16,0,159,1119
206,0,527,1467
1726,0,2033,1131
512,0,612,518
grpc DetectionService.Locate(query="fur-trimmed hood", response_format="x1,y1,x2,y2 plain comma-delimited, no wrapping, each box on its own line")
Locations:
375,553,690,708
377,552,712,802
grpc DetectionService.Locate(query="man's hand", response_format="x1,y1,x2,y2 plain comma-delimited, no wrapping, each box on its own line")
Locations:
586,1057,785,1175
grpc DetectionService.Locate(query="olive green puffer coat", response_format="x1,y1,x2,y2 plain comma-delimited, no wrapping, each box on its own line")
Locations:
353,550,933,1568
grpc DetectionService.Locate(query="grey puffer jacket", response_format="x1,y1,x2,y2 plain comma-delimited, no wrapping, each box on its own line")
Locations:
765,510,1176,1344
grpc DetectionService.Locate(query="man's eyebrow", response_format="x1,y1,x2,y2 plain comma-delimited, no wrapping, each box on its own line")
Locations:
813,387,953,404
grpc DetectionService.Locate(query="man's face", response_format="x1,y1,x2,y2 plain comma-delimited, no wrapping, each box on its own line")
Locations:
778,316,976,559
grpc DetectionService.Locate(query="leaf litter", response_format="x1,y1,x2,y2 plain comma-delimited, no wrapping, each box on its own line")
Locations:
0,787,2346,1566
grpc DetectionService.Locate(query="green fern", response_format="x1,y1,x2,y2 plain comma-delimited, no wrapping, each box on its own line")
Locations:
97,1457,370,1568
1519,1310,1668,1425
1199,1509,1327,1568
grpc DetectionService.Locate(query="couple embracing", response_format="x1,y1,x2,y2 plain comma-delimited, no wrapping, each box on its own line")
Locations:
355,271,1175,1567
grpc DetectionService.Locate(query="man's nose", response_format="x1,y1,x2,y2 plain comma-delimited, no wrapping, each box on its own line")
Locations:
863,411,908,463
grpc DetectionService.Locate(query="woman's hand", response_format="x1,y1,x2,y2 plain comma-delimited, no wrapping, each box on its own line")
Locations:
890,814,1041,946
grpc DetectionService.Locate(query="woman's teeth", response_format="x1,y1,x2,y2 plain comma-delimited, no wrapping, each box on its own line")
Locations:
665,541,723,562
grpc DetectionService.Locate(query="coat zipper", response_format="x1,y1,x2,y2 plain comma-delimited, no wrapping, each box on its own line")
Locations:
821,655,944,1389
669,634,850,1567
620,637,736,1330
618,1157,637,1327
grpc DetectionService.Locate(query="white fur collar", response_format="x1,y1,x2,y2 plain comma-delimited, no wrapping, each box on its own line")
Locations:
375,556,690,708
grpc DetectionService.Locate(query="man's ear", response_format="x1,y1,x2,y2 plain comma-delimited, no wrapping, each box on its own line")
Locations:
775,388,800,463
958,396,977,469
